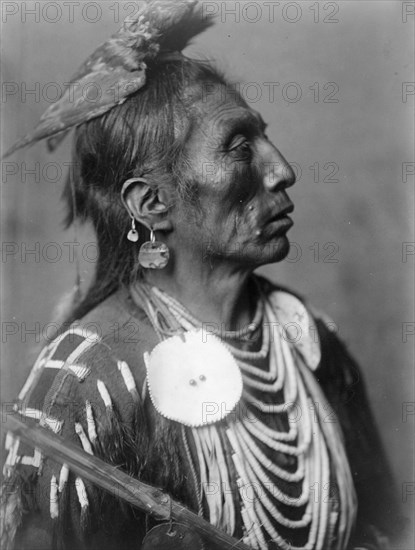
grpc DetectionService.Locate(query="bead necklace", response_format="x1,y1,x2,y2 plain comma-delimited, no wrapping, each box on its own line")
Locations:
141,282,328,548
235,421,305,483
151,285,264,341
130,279,355,550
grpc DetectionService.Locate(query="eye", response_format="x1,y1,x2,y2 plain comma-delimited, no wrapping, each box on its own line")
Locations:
228,135,252,159
238,141,251,152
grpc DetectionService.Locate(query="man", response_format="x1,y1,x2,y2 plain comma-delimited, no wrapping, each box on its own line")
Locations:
1,2,399,549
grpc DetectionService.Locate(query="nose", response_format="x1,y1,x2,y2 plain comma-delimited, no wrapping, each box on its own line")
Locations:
262,142,296,193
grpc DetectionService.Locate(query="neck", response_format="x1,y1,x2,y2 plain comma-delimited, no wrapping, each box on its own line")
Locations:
141,257,256,332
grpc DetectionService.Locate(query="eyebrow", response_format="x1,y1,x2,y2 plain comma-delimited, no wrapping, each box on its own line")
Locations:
219,111,268,141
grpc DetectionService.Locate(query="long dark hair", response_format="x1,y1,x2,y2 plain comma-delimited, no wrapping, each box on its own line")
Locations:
63,57,226,324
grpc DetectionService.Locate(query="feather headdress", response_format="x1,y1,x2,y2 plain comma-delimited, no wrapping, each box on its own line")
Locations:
3,0,214,158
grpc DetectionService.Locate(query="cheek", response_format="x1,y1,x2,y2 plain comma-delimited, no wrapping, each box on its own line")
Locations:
184,156,262,237
230,167,264,233
217,165,257,218
236,208,261,238
219,202,260,246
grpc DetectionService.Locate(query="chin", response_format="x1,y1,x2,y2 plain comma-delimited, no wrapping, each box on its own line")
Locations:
273,236,291,262
247,235,291,267
267,236,291,263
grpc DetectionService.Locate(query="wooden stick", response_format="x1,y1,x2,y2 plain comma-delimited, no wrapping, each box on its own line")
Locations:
5,414,253,550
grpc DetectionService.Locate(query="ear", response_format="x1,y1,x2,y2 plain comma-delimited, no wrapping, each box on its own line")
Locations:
122,178,174,232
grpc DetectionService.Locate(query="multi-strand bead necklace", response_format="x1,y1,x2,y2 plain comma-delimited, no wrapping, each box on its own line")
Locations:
130,280,356,550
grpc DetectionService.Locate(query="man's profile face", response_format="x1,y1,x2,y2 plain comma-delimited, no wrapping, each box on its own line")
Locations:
172,81,296,269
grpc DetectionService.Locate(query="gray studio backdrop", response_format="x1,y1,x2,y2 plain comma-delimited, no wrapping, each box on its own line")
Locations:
1,0,414,543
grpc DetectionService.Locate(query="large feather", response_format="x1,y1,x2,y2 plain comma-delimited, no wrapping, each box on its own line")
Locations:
3,0,214,158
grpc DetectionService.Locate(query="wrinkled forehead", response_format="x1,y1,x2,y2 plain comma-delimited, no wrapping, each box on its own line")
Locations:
182,80,266,140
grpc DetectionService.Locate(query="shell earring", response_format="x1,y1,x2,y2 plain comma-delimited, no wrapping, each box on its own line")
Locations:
121,177,145,243
138,229,169,269
127,217,139,242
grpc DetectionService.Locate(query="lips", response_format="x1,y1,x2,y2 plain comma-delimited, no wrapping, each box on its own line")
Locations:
267,203,294,223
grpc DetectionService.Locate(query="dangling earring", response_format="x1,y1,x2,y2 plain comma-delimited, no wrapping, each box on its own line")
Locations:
138,228,170,269
120,177,144,243
127,217,139,242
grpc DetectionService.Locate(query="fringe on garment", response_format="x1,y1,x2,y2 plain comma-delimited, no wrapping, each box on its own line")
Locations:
1,388,153,550
0,468,39,550
144,414,189,499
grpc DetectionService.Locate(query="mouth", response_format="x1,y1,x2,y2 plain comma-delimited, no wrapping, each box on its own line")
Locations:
267,203,295,224
262,203,294,236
